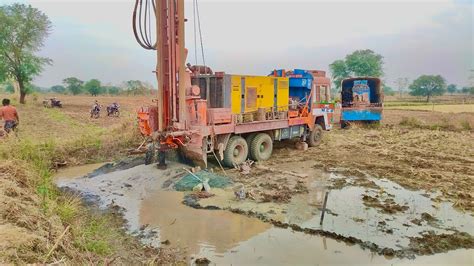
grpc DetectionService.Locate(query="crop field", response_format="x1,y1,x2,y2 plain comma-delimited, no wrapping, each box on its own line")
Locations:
385,104,474,113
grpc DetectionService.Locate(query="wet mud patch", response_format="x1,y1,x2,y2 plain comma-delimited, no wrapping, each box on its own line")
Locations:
85,156,147,178
55,159,474,264
409,231,474,255
362,194,409,214
191,171,474,258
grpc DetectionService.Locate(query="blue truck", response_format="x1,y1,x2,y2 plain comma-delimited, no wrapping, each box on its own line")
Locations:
340,77,383,128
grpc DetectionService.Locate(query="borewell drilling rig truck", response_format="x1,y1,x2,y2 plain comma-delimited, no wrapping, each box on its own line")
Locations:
133,0,333,168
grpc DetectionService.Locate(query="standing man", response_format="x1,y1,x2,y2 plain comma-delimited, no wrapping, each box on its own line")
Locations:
0,99,19,134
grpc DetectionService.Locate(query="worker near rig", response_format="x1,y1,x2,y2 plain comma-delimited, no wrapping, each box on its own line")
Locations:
0,98,19,134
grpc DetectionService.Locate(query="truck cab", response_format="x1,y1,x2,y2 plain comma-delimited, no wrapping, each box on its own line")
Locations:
272,69,335,130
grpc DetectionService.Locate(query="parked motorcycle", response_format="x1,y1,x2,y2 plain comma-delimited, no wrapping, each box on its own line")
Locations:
107,103,120,117
90,105,101,119
43,98,63,108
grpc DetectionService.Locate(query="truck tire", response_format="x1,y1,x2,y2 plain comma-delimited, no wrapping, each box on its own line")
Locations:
245,133,257,158
341,120,351,129
246,133,257,146
223,136,249,167
307,125,323,147
249,133,273,161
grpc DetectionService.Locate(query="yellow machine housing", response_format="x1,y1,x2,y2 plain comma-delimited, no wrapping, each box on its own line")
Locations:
191,74,289,115
231,75,289,114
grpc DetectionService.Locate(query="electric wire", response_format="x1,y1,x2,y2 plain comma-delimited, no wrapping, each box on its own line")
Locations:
193,0,198,66
195,0,207,72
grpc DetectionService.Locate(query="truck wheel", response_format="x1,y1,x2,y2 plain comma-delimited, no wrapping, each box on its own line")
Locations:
246,133,257,145
223,136,248,167
245,133,257,158
307,125,323,147
341,120,351,129
250,133,273,161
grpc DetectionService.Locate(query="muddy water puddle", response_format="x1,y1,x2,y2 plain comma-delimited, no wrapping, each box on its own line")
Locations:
56,161,473,264
316,175,474,248
140,190,271,256
139,189,473,265
199,168,473,254
53,162,107,181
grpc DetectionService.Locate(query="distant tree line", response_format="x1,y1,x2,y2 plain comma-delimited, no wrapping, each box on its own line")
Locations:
1,77,157,96
62,78,156,96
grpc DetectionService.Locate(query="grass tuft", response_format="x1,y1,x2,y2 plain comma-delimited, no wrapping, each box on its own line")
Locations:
460,120,472,131
399,117,423,128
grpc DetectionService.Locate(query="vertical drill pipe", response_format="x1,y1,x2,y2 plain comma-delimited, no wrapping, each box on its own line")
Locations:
177,0,187,127
169,0,177,123
164,0,172,128
156,0,164,131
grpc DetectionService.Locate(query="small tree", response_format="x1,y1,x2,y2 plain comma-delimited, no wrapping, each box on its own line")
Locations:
383,85,396,96
395,77,409,98
51,85,66,94
63,77,83,95
105,86,121,95
447,84,457,95
0,4,52,104
84,79,102,96
123,80,152,95
461,87,474,95
409,75,447,102
329,60,350,89
330,49,384,88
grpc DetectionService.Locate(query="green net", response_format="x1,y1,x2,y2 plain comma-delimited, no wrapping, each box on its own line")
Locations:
174,171,233,191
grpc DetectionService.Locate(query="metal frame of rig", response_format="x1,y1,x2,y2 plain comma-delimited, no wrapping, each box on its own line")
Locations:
133,0,335,168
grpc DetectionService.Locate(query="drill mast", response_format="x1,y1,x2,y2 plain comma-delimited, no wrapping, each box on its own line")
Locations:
155,0,187,132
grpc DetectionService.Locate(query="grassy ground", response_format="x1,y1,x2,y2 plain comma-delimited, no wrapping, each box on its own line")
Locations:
386,104,474,113
0,94,182,264
384,95,473,105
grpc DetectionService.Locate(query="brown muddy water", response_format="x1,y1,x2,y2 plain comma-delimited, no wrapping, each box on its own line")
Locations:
54,162,107,181
55,162,474,265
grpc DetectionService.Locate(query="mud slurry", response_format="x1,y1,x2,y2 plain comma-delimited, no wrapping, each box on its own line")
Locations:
56,158,474,263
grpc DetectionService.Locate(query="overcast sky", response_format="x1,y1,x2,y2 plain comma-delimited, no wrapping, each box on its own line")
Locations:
3,0,473,88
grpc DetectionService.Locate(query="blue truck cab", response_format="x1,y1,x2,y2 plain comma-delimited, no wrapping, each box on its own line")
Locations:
340,77,383,127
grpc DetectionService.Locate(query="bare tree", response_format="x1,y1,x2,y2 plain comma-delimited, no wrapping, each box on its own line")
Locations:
395,77,409,99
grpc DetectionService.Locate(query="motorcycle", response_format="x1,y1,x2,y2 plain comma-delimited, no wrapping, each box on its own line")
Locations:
107,104,120,117
43,98,63,108
90,105,101,119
